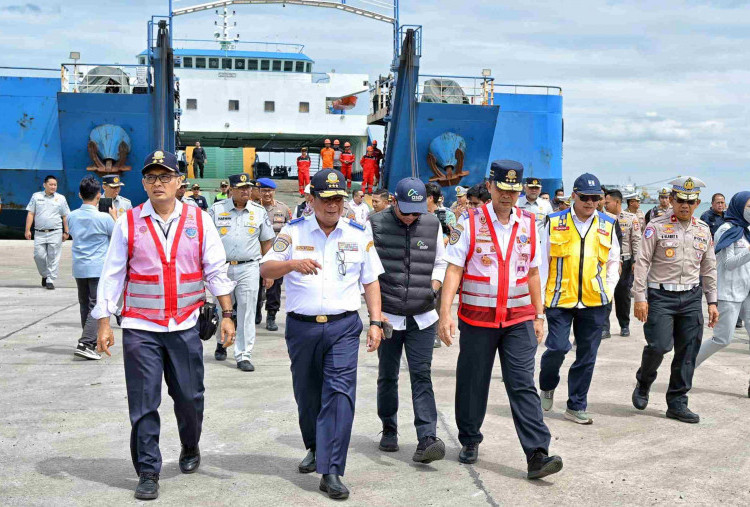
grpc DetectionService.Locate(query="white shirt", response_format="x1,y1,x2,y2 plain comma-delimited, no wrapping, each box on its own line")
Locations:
539,207,621,307
517,196,553,234
348,200,370,225
365,221,448,331
91,199,235,332
260,215,384,315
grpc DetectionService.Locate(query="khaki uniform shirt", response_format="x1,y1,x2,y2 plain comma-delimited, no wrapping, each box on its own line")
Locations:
634,209,646,229
264,199,292,235
618,210,641,259
633,210,717,303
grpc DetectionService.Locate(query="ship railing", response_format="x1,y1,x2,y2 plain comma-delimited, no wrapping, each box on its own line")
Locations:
416,74,496,106
172,39,306,53
494,84,563,96
60,64,151,94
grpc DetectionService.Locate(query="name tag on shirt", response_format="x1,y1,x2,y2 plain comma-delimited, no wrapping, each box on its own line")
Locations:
338,242,359,252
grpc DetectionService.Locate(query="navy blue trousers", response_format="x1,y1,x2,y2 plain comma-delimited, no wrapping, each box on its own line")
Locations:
377,318,437,440
123,325,204,475
285,313,363,476
539,306,607,411
456,320,551,459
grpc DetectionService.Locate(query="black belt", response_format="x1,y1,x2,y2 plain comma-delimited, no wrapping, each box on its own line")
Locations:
288,310,357,324
228,259,259,265
35,228,61,233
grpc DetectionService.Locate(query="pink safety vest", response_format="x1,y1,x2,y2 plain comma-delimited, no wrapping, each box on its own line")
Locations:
121,204,206,326
458,204,537,328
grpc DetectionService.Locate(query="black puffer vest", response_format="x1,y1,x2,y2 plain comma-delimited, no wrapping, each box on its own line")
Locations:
369,208,440,316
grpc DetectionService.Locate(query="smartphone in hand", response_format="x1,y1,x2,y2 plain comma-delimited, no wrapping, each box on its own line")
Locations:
382,320,394,340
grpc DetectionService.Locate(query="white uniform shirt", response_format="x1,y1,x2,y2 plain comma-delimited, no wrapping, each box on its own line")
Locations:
91,199,235,332
260,215,384,315
113,195,133,219
517,195,553,233
348,200,370,225
539,207,621,308
365,221,447,331
26,191,70,229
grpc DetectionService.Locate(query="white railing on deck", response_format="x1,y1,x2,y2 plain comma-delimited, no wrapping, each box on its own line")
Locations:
60,64,150,93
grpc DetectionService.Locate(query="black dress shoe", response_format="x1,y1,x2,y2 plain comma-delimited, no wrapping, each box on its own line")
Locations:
632,382,649,410
458,443,479,464
266,314,278,331
666,406,700,424
413,436,445,463
378,428,398,452
298,449,316,473
134,472,159,500
527,450,563,480
602,330,611,339
237,360,255,372
255,311,262,325
319,474,349,500
179,445,200,473
41,277,47,288
621,327,630,337
214,343,227,361
46,281,55,290
736,318,744,329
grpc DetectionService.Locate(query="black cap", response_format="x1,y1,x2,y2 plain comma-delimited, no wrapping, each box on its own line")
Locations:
229,173,253,187
488,160,524,191
102,174,125,187
142,150,178,174
525,177,542,188
310,169,348,198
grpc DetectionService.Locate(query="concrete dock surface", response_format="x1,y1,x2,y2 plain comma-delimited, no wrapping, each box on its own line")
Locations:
1,239,749,506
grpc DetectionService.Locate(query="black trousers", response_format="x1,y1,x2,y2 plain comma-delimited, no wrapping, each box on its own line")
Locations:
75,277,99,347
456,320,551,459
194,160,204,178
265,277,282,314
636,287,703,409
614,258,634,328
377,318,437,440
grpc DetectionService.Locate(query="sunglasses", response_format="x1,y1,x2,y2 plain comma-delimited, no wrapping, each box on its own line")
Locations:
675,197,697,205
577,194,602,202
402,212,421,217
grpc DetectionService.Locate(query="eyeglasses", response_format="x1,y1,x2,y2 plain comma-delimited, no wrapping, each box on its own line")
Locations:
403,212,421,217
336,250,346,276
143,174,179,184
577,194,602,202
675,197,697,205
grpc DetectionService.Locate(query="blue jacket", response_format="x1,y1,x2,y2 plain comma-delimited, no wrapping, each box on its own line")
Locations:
700,209,725,238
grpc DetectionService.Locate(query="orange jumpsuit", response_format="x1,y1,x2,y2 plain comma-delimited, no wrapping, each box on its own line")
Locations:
360,155,379,195
340,151,355,189
296,155,311,195
320,147,335,169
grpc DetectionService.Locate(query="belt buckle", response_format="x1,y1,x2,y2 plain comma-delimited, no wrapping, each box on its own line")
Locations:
315,315,328,323
229,261,238,265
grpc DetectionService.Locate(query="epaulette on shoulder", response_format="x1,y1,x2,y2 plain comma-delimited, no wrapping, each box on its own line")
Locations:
695,217,709,228
598,211,615,224
289,216,305,225
460,210,471,220
121,196,132,203
248,201,264,209
346,218,365,231
520,209,534,219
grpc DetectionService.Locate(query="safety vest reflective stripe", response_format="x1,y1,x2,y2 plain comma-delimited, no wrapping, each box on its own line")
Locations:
462,280,498,297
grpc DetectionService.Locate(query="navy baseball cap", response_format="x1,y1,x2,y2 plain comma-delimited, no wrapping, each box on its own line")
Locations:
572,173,604,195
256,178,277,189
102,174,125,187
488,160,524,191
310,169,348,198
394,177,428,214
229,173,252,188
142,150,178,174
525,176,542,188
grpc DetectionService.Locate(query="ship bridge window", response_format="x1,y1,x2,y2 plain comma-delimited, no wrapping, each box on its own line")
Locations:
209,58,219,69
229,100,239,111
264,101,275,112
174,58,181,68
305,62,312,73
283,60,293,72
248,59,258,70
235,58,245,70
187,99,197,110
139,56,146,65
272,60,282,72
222,58,232,69
195,57,206,69
183,57,193,68
260,60,270,71
295,61,304,73
299,102,310,113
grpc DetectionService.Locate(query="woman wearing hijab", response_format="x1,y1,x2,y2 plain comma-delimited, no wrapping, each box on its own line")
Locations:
696,191,750,393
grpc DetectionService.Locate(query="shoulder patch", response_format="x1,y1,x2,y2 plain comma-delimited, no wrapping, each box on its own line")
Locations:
289,217,305,225
644,226,655,239
460,210,470,220
347,219,365,231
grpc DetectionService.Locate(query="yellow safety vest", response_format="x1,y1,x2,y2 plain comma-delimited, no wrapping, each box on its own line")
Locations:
545,210,614,308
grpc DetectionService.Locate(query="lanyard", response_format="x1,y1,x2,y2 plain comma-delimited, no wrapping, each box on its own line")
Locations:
157,220,173,241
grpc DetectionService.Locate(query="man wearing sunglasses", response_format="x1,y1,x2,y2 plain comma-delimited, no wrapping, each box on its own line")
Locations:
645,187,672,225
368,177,447,464
538,173,621,425
260,169,385,500
631,176,719,424
91,150,236,500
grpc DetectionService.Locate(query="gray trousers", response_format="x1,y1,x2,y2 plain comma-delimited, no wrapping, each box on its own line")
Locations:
33,230,63,281
76,278,99,347
696,298,750,366
217,262,260,362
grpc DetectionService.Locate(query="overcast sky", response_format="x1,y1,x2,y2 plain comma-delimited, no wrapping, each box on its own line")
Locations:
1,0,748,198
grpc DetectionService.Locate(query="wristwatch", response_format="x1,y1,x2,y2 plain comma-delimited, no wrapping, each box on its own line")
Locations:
535,313,546,320
370,320,383,328
222,310,233,318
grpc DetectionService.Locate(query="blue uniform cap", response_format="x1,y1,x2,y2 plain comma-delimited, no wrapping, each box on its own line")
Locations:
256,178,277,189
142,149,178,174
229,173,253,188
310,169,348,198
525,177,542,188
488,160,524,191
394,177,428,214
102,174,125,187
572,173,604,195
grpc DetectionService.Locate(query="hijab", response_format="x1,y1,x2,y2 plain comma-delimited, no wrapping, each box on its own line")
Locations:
714,191,750,253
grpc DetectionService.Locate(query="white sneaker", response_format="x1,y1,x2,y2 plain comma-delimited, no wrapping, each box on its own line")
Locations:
541,390,554,411
74,343,101,360
564,409,593,425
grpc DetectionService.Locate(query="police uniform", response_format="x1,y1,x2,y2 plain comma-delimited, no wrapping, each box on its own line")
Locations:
256,178,292,330
538,173,621,424
626,194,646,229
632,177,717,423
102,174,133,219
209,173,275,369
260,169,384,496
26,186,70,287
517,177,554,235
444,160,562,477
450,186,469,217
613,210,641,335
645,187,672,225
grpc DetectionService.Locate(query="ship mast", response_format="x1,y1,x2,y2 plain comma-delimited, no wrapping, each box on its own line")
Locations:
214,6,239,50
